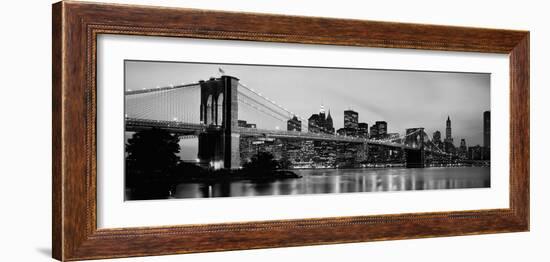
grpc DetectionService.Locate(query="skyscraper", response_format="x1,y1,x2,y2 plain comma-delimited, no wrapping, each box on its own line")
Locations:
319,104,326,120
484,111,491,148
460,138,466,148
431,130,443,151
344,110,359,129
459,138,468,157
308,114,321,133
445,116,453,145
369,121,387,139
325,110,335,134
375,121,387,138
433,131,441,143
370,125,378,138
443,116,455,153
287,115,302,132
357,122,369,138
307,105,334,134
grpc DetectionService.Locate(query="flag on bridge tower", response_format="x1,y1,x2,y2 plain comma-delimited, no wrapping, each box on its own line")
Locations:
218,67,225,75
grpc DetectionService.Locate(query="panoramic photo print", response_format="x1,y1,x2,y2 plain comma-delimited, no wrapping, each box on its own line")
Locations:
124,60,491,200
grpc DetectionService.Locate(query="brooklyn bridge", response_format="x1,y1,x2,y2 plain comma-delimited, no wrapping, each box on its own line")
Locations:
125,75,456,170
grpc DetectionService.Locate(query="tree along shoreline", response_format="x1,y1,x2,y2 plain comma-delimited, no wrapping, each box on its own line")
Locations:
125,128,299,199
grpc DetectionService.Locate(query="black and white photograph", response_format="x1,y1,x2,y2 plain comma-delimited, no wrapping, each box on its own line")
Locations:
2,0,543,261
124,60,491,200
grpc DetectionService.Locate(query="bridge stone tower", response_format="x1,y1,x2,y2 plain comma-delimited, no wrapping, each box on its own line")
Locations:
198,76,240,169
404,128,425,168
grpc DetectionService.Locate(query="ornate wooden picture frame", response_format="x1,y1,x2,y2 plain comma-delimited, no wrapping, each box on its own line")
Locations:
52,1,529,261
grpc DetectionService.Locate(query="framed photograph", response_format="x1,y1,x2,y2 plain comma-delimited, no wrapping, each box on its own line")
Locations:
52,1,529,261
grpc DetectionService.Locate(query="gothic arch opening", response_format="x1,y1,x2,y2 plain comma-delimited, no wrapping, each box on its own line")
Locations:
206,95,213,125
217,94,224,126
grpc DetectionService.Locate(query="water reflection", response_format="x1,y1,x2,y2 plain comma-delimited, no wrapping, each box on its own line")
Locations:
170,167,490,199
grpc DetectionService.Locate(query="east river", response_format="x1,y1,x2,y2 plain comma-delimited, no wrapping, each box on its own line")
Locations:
169,167,490,199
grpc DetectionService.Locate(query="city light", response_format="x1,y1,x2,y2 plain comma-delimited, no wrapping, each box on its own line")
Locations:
124,77,489,170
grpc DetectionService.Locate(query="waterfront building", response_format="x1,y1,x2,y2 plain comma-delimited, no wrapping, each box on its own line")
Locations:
287,115,302,132
433,131,441,143
444,116,455,153
357,122,369,138
337,127,356,137
484,111,491,148
460,138,467,150
308,114,321,133
445,116,453,144
459,138,468,159
376,121,388,138
370,125,379,138
370,121,387,139
468,145,483,160
325,110,335,134
432,130,443,150
307,105,335,134
344,110,359,129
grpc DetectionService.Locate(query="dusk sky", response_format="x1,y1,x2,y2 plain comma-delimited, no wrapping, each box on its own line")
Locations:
125,60,490,153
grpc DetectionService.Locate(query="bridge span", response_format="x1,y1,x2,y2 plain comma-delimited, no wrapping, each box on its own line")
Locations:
125,117,437,152
125,75,450,169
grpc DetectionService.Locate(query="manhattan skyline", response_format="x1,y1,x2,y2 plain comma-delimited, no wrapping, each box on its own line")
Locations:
124,60,491,200
125,60,490,147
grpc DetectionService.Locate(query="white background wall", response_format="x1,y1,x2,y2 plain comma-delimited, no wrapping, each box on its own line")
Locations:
0,0,546,261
